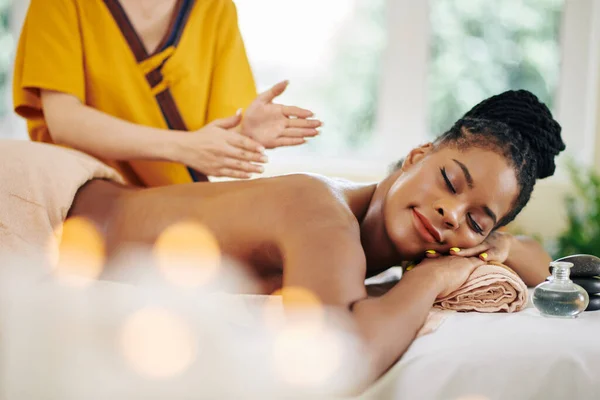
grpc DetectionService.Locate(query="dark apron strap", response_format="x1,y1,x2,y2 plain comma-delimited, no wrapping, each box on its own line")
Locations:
103,0,207,182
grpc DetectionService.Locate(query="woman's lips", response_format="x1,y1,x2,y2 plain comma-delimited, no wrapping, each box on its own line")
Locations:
412,209,442,244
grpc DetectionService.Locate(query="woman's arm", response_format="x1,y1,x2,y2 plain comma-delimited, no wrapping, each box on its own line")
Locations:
453,231,551,286
42,91,267,178
282,221,483,390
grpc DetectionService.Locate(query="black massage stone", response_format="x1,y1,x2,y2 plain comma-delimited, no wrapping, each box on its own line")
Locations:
552,254,600,278
573,277,600,295
586,294,600,312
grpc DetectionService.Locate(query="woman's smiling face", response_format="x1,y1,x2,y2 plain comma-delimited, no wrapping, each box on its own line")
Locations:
382,144,519,260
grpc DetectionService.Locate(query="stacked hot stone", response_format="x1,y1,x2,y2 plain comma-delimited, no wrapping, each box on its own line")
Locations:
552,255,600,312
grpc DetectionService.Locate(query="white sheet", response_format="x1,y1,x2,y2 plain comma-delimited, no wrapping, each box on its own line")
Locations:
0,262,366,400
357,289,600,400
2,259,599,400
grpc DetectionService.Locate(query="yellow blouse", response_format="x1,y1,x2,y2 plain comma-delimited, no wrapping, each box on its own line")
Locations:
13,0,257,187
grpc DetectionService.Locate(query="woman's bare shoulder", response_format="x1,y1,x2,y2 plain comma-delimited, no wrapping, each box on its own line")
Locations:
261,173,366,229
271,174,375,218
263,173,352,205
267,172,365,193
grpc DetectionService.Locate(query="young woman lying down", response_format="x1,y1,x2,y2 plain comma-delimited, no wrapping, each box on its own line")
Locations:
2,89,563,386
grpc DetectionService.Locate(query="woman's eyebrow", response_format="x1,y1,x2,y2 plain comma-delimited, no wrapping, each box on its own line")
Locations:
452,159,473,188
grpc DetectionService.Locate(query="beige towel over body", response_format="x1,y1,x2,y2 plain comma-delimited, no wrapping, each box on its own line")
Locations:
0,140,124,259
435,261,528,312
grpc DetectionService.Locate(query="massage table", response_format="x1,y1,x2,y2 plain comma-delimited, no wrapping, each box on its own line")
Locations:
1,258,599,400
356,289,600,400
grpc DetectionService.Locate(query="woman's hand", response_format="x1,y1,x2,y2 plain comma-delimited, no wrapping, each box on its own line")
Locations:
174,112,268,179
451,231,514,263
241,81,322,149
412,256,485,298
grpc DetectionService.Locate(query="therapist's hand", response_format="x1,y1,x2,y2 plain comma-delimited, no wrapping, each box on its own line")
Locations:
241,80,322,149
174,112,268,179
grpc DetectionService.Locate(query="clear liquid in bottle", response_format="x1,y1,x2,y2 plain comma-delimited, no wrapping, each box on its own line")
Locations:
532,261,589,318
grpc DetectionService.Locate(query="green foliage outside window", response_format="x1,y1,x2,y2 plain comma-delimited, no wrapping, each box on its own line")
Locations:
552,162,600,259
293,0,564,153
428,0,564,136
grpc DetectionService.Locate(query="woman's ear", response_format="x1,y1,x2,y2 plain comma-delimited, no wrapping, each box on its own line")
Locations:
401,143,434,171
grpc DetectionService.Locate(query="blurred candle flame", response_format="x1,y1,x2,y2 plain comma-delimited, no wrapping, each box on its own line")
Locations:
120,307,197,379
153,221,221,288
53,217,105,287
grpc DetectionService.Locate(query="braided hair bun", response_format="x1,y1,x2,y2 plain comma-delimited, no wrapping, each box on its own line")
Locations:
461,90,565,179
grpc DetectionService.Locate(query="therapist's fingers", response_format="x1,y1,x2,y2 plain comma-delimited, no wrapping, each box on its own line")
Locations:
283,105,314,119
282,128,319,138
221,143,267,164
225,131,266,154
272,137,306,147
215,168,252,180
228,147,268,163
222,157,264,174
257,80,289,103
286,118,322,129
211,110,243,129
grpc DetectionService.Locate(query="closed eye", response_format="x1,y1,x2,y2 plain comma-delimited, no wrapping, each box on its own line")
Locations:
440,167,456,194
468,213,484,235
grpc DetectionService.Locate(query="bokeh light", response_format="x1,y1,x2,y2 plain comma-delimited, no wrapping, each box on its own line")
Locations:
153,221,221,288
53,216,105,287
264,287,325,334
120,307,197,379
266,287,344,386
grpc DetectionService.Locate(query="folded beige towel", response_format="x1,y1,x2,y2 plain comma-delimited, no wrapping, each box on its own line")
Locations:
0,140,124,260
434,261,528,312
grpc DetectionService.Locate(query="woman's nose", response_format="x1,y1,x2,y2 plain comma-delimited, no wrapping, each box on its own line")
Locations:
436,204,460,230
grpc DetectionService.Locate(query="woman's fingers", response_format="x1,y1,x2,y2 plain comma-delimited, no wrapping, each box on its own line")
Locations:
282,105,314,118
451,245,481,257
452,244,491,261
425,250,441,258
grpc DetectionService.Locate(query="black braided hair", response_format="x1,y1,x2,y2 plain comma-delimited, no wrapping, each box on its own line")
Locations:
434,89,565,228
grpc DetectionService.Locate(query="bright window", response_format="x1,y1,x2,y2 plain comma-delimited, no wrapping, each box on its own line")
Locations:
236,0,577,177
235,0,387,159
428,0,564,137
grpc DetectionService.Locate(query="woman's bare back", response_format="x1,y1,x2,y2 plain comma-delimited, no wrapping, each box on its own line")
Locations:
69,174,375,291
